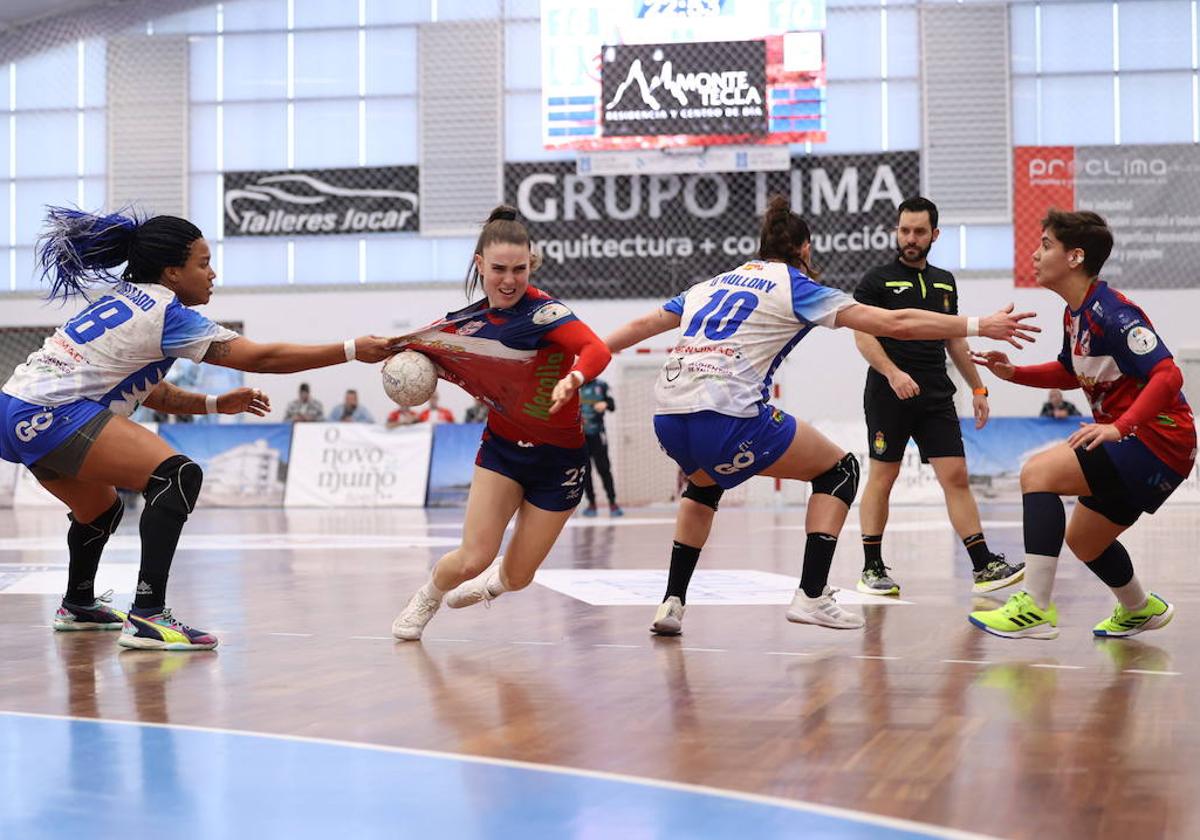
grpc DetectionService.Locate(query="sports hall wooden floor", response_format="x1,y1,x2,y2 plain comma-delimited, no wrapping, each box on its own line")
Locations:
2,502,1197,838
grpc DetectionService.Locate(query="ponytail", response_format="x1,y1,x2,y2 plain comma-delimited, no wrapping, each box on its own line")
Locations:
758,194,818,278
464,204,540,299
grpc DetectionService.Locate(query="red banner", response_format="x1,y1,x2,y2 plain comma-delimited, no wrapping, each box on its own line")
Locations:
1013,146,1075,287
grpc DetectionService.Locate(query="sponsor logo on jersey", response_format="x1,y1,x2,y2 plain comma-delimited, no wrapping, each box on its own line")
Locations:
714,450,756,476
873,430,887,455
14,410,54,443
771,408,785,424
1127,326,1158,355
531,302,571,326
522,352,566,420
457,320,485,337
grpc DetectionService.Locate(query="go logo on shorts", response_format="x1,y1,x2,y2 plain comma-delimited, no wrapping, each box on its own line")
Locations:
15,410,54,443
714,450,755,476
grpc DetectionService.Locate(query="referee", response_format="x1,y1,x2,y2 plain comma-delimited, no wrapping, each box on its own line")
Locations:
852,196,1024,596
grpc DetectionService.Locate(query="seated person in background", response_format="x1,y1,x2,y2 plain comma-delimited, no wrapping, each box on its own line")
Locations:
464,398,489,424
329,388,373,423
386,407,418,428
1040,388,1081,419
284,382,324,422
417,390,455,424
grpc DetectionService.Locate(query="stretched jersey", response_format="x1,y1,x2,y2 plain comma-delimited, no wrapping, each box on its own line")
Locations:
655,261,854,417
1058,281,1195,475
3,282,237,417
398,287,590,448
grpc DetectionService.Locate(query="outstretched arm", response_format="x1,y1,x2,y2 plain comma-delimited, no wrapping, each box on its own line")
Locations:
142,381,271,416
835,303,1039,347
605,308,683,353
543,320,614,414
202,335,395,373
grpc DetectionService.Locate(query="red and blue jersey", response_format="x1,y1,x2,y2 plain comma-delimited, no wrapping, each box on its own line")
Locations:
400,287,610,449
1057,281,1195,475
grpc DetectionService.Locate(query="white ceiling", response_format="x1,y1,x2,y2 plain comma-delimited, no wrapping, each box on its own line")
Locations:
0,0,115,32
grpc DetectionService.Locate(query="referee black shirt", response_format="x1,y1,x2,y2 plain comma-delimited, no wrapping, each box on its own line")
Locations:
853,258,959,399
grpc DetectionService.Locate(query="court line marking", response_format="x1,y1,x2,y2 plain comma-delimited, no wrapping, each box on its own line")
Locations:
1122,669,1181,676
765,651,812,657
267,632,313,638
510,641,555,646
1029,663,1085,670
593,643,642,649
942,659,993,665
0,710,1002,840
349,635,390,641
853,655,901,661
679,647,726,653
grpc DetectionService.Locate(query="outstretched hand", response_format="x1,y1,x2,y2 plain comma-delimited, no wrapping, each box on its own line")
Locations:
217,387,271,416
979,304,1040,349
355,335,400,363
549,371,584,415
970,350,1016,381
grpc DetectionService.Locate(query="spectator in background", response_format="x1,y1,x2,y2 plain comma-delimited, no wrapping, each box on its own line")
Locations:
284,382,324,422
417,390,455,424
464,398,489,424
329,388,373,423
579,376,622,517
1040,388,1081,419
386,406,418,428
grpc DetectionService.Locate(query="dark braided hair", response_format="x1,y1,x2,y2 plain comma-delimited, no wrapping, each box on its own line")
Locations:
36,206,203,303
757,194,818,277
464,204,540,299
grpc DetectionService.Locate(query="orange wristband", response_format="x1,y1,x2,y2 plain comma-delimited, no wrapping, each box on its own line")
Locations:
972,387,989,396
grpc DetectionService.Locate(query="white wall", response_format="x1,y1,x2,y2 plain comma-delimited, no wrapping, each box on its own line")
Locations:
4,276,1199,425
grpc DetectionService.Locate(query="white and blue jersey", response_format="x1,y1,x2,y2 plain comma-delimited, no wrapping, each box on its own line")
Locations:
655,260,854,418
3,282,236,417
1,282,236,469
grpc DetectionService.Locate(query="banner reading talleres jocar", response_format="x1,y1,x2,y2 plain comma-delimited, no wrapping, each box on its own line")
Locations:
224,166,419,237
505,151,918,299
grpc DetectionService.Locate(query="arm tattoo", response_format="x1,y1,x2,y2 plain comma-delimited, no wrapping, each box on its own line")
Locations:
204,340,233,362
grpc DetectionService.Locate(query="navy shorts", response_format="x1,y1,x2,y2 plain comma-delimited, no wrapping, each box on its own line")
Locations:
0,393,109,470
476,430,588,512
653,404,797,489
1076,435,1190,525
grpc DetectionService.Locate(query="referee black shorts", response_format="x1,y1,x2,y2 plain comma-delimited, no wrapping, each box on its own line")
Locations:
864,381,964,464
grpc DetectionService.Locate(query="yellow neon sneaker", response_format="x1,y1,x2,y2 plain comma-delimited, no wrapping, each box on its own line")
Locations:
968,591,1059,640
1093,593,1174,638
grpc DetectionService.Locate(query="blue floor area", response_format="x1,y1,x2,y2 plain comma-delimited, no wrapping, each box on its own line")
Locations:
1,712,960,839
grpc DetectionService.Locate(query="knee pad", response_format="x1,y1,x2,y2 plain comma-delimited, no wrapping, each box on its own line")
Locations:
143,455,203,518
69,497,124,546
811,453,860,506
682,480,724,511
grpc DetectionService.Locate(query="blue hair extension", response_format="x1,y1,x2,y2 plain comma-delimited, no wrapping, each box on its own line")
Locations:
35,206,141,303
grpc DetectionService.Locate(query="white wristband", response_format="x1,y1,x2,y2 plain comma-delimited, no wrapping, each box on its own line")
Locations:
344,338,357,362
205,394,219,414
569,370,585,387
966,316,980,337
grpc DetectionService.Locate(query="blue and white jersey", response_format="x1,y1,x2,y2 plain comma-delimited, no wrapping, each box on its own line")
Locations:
2,282,237,416
655,260,854,417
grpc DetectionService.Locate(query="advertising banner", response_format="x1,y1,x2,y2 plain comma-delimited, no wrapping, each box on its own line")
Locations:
426,422,484,506
223,166,419,237
507,150,918,298
1014,144,1200,288
158,423,292,508
284,423,432,508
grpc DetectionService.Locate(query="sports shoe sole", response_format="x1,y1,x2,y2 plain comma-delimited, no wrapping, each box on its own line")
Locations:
967,614,1059,640
856,579,899,597
53,619,124,631
650,617,682,636
1093,601,1175,638
972,566,1026,594
785,609,864,630
117,634,217,651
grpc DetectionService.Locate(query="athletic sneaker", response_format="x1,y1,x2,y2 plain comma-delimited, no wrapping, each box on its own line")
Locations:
392,589,442,641
856,561,899,596
968,591,1058,640
1093,593,1174,638
53,589,126,631
117,608,218,651
582,506,598,518
610,506,624,517
786,586,864,629
445,569,503,610
650,596,685,636
972,555,1026,593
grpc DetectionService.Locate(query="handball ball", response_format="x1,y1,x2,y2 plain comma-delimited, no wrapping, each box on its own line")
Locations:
382,351,438,407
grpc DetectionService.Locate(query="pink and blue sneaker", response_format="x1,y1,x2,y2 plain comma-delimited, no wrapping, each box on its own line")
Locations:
53,590,127,631
117,607,219,651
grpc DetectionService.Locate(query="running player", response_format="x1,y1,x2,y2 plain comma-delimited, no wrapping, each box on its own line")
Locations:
0,207,394,650
969,210,1194,640
604,196,1039,635
390,205,612,641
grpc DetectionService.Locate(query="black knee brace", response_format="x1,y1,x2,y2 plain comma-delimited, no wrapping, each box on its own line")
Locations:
143,455,204,518
68,496,124,546
682,480,724,511
811,453,860,507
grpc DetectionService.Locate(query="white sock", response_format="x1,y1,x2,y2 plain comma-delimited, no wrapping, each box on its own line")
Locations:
1112,574,1148,611
1023,554,1059,610
420,579,445,601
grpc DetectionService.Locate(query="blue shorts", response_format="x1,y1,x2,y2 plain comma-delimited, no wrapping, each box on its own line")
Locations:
1077,435,1190,524
476,430,588,512
653,405,797,489
0,393,109,469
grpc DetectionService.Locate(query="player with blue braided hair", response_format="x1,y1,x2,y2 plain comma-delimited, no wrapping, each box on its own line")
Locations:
1,206,395,650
